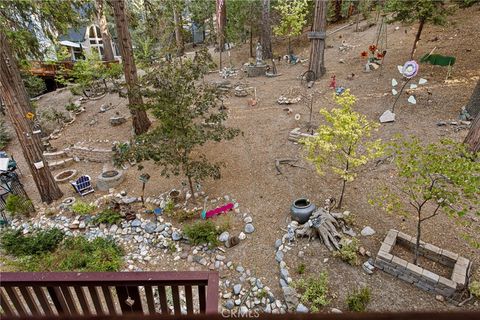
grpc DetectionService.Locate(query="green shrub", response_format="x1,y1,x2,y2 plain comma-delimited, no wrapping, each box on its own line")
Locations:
167,240,176,253
0,120,11,149
0,228,64,256
22,73,46,97
257,289,268,299
39,108,68,124
334,238,360,266
163,200,175,215
4,235,124,272
1,227,123,272
165,209,197,222
65,102,80,112
183,220,222,247
294,273,330,312
455,0,480,8
71,201,96,215
346,287,371,312
56,237,123,272
470,281,480,299
5,194,33,217
297,263,306,275
93,209,123,225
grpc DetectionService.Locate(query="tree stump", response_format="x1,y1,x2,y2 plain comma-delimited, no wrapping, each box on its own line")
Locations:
295,208,344,251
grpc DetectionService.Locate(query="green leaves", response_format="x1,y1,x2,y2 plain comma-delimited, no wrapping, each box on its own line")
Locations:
56,52,122,97
302,90,383,184
373,136,480,230
115,50,240,191
273,0,309,38
294,272,330,312
0,0,89,60
385,137,480,217
385,0,452,25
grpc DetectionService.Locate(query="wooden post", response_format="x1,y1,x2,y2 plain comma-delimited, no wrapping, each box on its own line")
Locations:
308,0,327,80
111,0,151,135
0,32,63,204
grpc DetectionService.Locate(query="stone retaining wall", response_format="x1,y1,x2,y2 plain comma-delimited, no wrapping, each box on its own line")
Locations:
375,229,472,298
65,146,114,163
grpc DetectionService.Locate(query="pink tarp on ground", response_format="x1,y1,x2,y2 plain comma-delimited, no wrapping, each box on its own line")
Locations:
202,202,234,219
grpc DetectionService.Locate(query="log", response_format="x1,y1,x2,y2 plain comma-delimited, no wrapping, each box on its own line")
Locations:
275,158,304,175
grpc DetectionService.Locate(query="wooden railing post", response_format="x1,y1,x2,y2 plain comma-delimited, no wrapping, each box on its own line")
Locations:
0,271,219,317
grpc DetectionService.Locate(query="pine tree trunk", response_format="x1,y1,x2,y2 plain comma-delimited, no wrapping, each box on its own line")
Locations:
0,32,63,204
261,0,273,60
334,0,343,22
410,18,425,60
464,111,480,153
173,6,185,57
216,0,226,52
308,0,327,80
111,0,151,135
465,79,480,118
96,0,115,61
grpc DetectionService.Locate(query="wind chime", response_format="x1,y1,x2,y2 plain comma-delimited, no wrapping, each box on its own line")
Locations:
375,12,388,71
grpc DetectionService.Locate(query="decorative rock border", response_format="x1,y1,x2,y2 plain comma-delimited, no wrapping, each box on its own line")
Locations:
374,229,472,298
7,189,288,315
273,220,307,313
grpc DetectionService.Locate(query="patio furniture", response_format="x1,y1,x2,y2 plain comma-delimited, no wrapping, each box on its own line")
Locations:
71,175,94,196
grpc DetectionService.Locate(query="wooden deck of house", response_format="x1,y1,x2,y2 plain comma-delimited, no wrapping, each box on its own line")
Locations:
0,271,219,318
28,61,75,78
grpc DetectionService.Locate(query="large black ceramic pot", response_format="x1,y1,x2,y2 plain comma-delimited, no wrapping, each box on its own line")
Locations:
291,198,316,224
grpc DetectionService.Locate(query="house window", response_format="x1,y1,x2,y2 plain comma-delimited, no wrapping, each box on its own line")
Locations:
87,25,105,58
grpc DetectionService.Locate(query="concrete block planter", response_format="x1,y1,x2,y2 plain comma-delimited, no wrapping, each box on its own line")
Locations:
375,229,472,298
96,170,125,191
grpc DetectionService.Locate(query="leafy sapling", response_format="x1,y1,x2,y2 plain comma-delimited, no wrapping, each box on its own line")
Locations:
371,138,480,264
302,90,383,208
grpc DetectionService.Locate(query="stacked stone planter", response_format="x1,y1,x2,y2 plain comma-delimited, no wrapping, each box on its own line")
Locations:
375,229,472,298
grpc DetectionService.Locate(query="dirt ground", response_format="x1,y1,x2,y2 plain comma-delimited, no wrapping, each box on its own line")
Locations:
4,6,480,312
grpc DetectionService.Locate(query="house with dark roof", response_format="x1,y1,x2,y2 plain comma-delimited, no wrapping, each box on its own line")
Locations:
58,23,120,61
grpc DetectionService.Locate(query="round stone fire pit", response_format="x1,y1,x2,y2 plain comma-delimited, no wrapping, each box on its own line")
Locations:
96,170,124,191
54,169,77,183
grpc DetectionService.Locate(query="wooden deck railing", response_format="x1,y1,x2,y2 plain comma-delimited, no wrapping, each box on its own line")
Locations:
28,61,74,78
0,271,219,318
